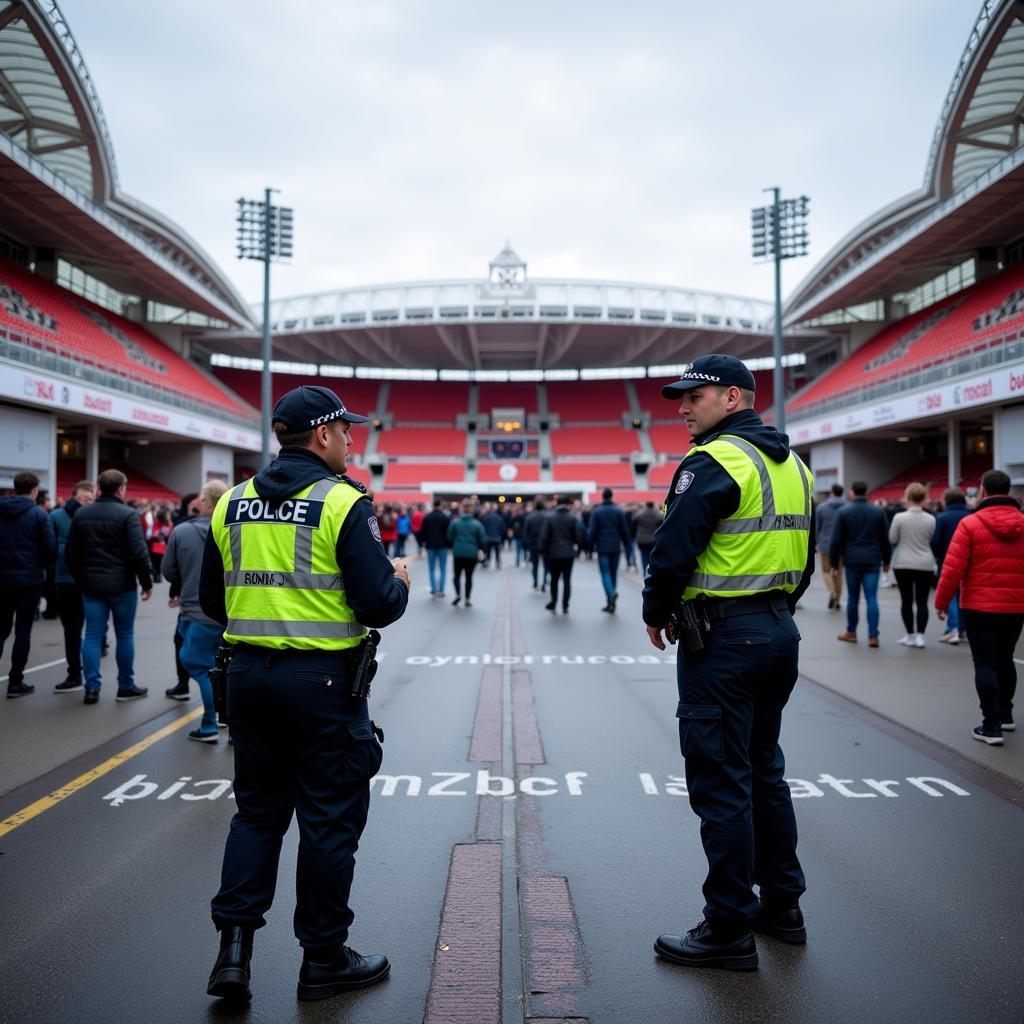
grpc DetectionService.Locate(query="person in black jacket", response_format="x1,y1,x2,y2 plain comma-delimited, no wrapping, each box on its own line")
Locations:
523,499,550,590
419,499,451,596
829,481,892,647
66,469,153,704
931,487,972,644
538,496,586,613
0,471,57,698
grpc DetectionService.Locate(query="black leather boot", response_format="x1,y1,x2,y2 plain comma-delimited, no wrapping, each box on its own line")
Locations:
297,946,390,1001
655,920,758,971
754,900,807,944
207,925,254,1001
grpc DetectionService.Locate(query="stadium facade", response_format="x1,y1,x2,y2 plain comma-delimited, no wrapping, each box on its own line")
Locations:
0,0,1022,506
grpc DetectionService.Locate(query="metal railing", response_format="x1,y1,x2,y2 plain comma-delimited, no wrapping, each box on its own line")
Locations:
0,326,259,428
788,332,1023,422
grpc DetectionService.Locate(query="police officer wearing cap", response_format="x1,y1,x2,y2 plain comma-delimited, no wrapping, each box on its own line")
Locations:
643,354,815,972
199,385,410,1003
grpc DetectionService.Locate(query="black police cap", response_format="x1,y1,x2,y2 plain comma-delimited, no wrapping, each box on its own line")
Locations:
271,385,369,431
661,354,756,399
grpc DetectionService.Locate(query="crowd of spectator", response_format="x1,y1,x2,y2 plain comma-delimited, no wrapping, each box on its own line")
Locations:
817,469,1024,745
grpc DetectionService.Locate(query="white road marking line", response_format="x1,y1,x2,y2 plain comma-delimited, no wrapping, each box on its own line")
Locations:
1,657,67,683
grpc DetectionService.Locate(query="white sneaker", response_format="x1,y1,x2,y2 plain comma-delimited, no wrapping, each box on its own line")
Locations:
945,633,959,645
913,634,926,648
898,635,913,646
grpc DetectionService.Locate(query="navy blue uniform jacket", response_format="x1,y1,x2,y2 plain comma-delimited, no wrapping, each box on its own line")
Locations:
199,447,408,631
641,409,815,627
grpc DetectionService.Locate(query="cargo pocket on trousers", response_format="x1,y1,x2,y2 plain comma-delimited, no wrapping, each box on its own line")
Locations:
676,704,724,763
343,719,384,781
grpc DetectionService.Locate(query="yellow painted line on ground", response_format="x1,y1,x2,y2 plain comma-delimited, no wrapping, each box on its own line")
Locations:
0,707,204,839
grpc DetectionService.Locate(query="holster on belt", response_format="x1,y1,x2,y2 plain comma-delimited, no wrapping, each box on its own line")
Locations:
670,600,710,654
351,629,381,699
209,642,235,723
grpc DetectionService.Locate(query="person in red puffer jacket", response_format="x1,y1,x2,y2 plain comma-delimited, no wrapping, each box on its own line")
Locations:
934,469,1024,746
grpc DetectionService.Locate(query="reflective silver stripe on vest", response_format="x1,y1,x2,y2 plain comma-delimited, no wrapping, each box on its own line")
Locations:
793,454,811,516
294,478,338,572
226,618,367,639
223,571,343,591
715,514,812,534
689,570,805,591
226,483,248,568
717,435,775,515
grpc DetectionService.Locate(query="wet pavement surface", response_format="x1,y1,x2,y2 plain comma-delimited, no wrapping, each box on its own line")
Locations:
1,559,1022,1024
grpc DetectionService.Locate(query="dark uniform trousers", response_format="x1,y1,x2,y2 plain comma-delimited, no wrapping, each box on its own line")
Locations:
211,646,383,948
676,603,806,933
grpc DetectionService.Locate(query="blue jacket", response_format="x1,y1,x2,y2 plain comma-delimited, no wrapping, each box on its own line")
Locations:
0,494,56,587
931,501,971,565
482,511,505,542
588,500,631,555
50,498,84,584
829,497,892,568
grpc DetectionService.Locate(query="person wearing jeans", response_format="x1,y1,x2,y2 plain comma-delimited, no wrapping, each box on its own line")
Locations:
163,480,228,740
935,469,1024,746
931,488,971,644
588,488,631,613
419,501,451,597
82,590,139,694
65,469,153,703
829,480,892,647
0,470,57,698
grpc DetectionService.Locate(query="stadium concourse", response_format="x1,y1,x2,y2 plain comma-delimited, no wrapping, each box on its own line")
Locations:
1,0,1024,1022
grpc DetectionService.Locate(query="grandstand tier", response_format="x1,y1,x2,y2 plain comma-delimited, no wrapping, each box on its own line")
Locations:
385,462,465,486
550,427,640,457
546,379,628,422
648,424,691,457
477,382,539,415
211,368,380,418
387,380,468,424
790,261,1024,413
377,428,465,457
868,454,992,503
56,459,180,504
0,258,252,417
646,463,680,487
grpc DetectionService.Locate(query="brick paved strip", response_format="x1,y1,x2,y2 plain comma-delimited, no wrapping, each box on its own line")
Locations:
469,667,503,763
475,790,502,842
520,876,588,1018
512,669,545,765
425,843,503,1024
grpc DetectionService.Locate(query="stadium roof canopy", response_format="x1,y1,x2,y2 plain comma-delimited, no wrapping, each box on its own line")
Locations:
0,0,254,328
202,244,825,371
784,0,1024,326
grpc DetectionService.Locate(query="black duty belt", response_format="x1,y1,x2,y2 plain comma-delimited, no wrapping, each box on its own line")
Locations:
699,592,790,622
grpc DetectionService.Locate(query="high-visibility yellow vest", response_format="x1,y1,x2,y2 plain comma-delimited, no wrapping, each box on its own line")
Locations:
675,434,813,601
210,477,368,650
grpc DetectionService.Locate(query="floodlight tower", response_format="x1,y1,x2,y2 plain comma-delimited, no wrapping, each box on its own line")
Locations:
236,189,294,464
751,189,809,432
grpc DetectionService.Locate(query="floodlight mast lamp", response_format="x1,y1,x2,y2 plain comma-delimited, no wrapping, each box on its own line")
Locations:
236,189,294,464
751,188,809,432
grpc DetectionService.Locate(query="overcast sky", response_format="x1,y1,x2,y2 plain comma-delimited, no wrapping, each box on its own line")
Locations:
61,0,980,309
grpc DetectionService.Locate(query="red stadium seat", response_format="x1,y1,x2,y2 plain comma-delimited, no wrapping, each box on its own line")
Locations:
377,427,465,457
549,426,640,456
546,379,629,423
0,258,253,417
385,462,465,486
646,463,681,486
648,424,691,457
790,261,1024,412
386,380,468,424
478,382,540,415
210,369,380,418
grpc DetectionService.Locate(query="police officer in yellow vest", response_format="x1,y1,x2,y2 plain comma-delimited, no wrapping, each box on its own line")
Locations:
199,386,410,1003
642,354,815,972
